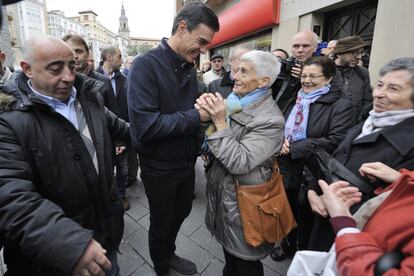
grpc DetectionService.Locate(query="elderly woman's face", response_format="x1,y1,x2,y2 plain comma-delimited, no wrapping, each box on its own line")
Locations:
300,64,332,93
373,70,414,112
233,61,265,96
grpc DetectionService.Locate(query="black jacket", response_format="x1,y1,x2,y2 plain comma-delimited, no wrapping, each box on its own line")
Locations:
307,116,414,252
336,65,372,123
96,68,129,122
87,70,119,115
0,72,129,275
207,70,233,98
278,87,354,190
127,38,201,169
334,116,414,188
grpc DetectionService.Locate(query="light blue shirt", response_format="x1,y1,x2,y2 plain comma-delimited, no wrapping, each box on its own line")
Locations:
28,80,78,129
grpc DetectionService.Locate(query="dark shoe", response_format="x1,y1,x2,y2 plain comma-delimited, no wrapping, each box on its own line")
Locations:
157,272,171,276
122,197,130,211
270,245,287,261
126,178,138,187
169,254,197,275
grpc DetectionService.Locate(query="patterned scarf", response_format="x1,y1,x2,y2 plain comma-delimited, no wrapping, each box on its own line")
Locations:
284,85,331,142
356,109,414,140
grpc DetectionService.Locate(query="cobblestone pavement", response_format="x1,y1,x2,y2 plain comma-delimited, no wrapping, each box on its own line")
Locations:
119,159,292,276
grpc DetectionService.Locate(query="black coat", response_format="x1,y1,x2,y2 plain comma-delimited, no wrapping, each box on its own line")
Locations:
96,68,129,122
0,72,129,275
335,116,414,187
308,116,414,251
278,87,354,190
87,70,119,115
127,38,201,169
207,71,233,98
336,65,373,123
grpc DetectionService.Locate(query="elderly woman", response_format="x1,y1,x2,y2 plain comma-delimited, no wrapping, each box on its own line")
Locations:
196,50,284,276
307,57,414,251
273,56,354,260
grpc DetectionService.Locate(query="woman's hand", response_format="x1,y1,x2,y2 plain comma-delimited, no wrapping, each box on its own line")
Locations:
281,139,290,155
196,93,227,130
318,180,361,218
359,162,401,184
307,190,328,217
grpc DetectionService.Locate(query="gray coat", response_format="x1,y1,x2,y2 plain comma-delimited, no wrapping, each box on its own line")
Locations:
205,91,284,260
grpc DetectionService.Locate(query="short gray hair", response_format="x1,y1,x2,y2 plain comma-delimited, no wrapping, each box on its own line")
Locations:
239,50,281,88
379,57,414,101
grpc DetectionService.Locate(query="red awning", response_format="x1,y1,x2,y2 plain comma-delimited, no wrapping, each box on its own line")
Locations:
209,0,280,48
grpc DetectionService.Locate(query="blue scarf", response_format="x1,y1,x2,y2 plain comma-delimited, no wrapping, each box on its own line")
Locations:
284,85,331,142
225,88,268,123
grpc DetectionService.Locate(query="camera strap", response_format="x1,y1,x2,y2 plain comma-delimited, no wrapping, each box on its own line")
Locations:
275,79,290,103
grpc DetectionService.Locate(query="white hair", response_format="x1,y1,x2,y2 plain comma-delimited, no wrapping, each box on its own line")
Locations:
240,50,281,88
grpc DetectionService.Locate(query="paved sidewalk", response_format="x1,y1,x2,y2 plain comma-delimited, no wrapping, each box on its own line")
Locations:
119,159,292,276
0,159,291,276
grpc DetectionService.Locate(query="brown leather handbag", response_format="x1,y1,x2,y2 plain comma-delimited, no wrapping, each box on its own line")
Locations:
235,163,297,247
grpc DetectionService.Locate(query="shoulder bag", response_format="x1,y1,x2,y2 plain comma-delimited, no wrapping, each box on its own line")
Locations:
235,162,297,247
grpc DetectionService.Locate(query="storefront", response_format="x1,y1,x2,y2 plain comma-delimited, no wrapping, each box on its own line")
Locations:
206,0,280,65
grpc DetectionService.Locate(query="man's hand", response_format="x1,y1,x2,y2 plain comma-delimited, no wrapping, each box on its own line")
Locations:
290,63,302,79
72,239,111,276
115,146,126,155
359,162,401,184
318,180,362,218
195,93,211,122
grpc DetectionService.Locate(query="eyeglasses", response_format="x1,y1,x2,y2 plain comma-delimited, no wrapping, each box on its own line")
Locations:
300,74,325,80
350,49,366,57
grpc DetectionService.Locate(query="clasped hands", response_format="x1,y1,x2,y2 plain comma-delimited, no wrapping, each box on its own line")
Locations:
195,92,227,131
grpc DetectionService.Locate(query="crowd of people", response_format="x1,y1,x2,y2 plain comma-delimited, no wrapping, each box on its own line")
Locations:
0,1,413,276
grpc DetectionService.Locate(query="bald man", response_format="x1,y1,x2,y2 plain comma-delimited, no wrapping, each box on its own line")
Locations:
0,36,129,276
272,30,318,110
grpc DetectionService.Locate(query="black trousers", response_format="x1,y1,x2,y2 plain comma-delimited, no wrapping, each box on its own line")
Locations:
223,248,264,276
141,164,195,274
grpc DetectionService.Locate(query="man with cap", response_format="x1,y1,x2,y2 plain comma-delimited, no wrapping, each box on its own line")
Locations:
203,53,225,86
334,36,372,123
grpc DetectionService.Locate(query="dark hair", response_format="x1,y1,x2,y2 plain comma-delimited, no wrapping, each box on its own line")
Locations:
272,48,289,59
62,34,89,53
303,56,336,79
171,2,219,35
100,46,118,62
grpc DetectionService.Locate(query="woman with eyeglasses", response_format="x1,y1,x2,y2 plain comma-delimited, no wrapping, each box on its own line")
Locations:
272,56,354,260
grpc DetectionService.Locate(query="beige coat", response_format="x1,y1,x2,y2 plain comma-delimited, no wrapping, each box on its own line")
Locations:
205,91,284,260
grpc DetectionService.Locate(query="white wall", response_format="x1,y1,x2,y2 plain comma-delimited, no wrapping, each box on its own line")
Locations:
369,0,414,83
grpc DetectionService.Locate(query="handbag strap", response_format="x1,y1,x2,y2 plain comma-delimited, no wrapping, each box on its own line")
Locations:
234,160,279,187
315,150,375,195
